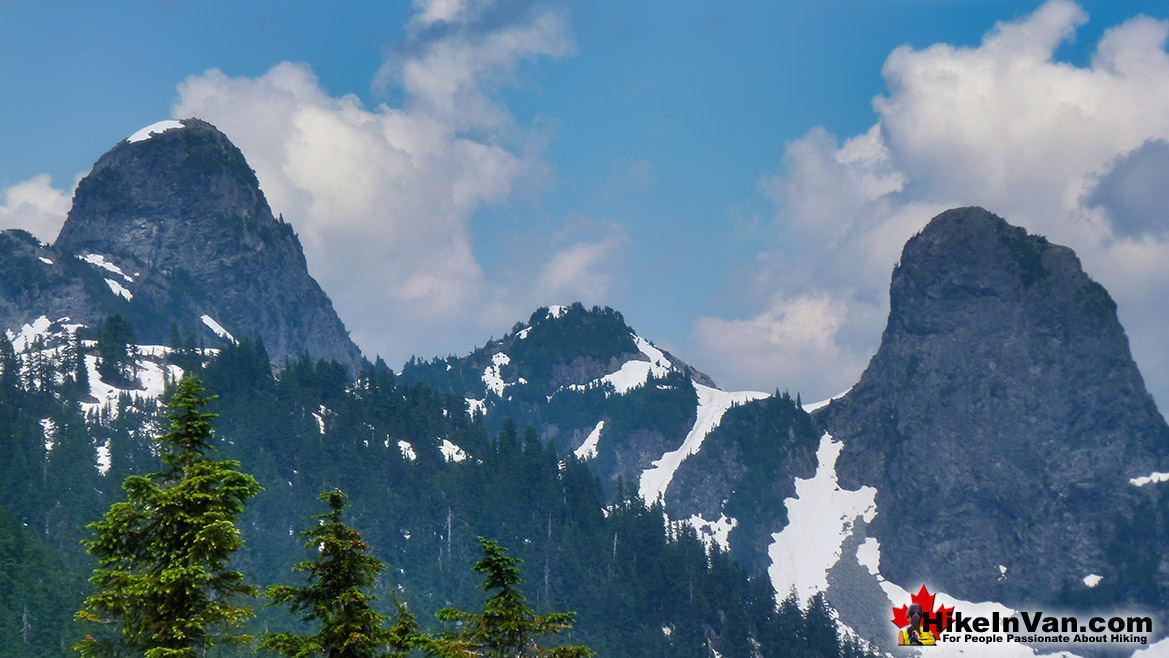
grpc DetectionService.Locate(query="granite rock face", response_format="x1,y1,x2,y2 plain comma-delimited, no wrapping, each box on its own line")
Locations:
42,118,363,371
817,207,1169,608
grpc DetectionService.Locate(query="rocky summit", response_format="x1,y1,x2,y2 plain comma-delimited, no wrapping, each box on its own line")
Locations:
817,207,1169,609
27,118,362,371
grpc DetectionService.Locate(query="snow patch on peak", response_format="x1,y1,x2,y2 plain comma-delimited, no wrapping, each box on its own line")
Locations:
1130,471,1169,487
96,441,112,476
802,388,852,413
9,316,51,352
466,397,486,418
200,315,235,343
639,384,769,504
767,432,877,603
574,334,673,396
574,420,604,460
547,305,569,318
687,512,737,553
105,278,133,300
398,440,417,461
515,326,532,340
441,439,467,462
1083,574,1102,588
482,352,512,397
81,253,133,282
127,120,185,143
40,418,55,452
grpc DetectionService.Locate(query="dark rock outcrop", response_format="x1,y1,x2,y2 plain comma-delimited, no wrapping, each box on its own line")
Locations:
817,207,1169,608
33,118,362,370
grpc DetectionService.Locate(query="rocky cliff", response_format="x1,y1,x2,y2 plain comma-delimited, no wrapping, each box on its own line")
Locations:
817,207,1169,609
11,118,364,370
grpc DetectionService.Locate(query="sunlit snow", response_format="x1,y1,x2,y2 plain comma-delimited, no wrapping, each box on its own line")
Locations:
38,257,53,265
80,347,184,422
687,512,737,553
465,397,486,418
105,278,133,300
482,352,511,397
96,441,111,476
1082,574,1102,588
1130,471,1169,486
127,120,185,143
200,315,235,342
767,432,877,603
398,440,417,461
574,420,604,460
801,388,852,413
597,336,674,395
81,254,132,281
312,406,326,434
441,439,467,462
1134,637,1169,656
40,418,55,452
855,537,881,576
8,316,51,352
820,456,1090,658
639,383,769,503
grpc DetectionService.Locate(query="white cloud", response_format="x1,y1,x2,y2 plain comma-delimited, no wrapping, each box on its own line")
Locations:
171,1,590,365
533,220,628,304
693,294,866,397
699,0,1169,407
0,174,71,243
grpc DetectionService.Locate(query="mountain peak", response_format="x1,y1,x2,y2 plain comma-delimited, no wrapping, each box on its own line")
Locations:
818,207,1169,609
37,118,363,370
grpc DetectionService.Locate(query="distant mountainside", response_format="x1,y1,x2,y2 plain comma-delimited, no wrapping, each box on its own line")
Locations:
399,303,738,492
0,120,1165,657
0,118,362,371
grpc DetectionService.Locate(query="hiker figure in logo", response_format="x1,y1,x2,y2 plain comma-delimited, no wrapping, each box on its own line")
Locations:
898,603,936,646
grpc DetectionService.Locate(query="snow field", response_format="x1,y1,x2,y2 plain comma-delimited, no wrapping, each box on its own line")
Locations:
127,120,185,143
200,314,235,342
767,432,877,604
574,420,604,460
638,383,769,504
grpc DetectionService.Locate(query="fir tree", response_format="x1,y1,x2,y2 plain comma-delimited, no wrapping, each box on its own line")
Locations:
433,537,592,658
95,315,138,386
263,489,418,658
75,375,262,658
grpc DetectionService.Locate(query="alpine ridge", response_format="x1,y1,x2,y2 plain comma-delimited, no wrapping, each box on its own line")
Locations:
2,118,362,372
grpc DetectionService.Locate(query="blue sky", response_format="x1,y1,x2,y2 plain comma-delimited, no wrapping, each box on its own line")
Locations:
4,0,1169,407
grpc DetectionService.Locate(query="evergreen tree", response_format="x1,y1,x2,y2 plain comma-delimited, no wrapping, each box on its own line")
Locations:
434,537,592,658
263,489,417,658
95,315,137,386
75,375,262,658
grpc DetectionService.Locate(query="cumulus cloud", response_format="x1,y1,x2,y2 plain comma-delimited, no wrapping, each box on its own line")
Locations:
697,0,1169,406
171,0,588,365
0,174,71,243
694,294,866,398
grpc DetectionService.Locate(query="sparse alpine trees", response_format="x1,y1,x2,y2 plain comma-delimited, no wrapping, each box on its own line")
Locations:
433,537,592,658
75,375,262,658
263,489,420,658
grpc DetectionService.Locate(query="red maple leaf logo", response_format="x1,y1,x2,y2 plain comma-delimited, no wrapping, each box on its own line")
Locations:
891,584,955,635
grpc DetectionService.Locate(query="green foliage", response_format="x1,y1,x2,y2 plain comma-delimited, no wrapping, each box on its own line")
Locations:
263,489,417,658
434,537,592,658
0,506,84,658
75,376,262,658
95,315,138,386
